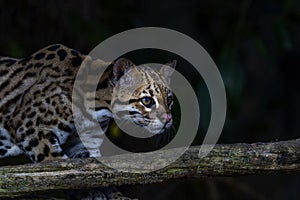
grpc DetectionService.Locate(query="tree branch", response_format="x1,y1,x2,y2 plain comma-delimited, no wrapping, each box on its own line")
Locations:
1,139,299,197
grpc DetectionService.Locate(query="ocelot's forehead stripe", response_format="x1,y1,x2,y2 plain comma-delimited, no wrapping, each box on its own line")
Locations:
143,69,150,83
149,89,154,96
153,82,160,93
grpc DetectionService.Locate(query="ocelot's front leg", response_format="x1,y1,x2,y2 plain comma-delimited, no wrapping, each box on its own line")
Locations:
75,128,105,158
14,119,104,161
13,109,106,162
15,127,66,162
10,112,72,161
61,128,105,159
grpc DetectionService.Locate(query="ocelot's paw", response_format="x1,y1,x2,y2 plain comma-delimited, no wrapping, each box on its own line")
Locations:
69,150,90,158
62,143,90,158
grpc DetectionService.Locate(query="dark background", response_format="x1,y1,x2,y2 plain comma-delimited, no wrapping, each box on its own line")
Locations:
0,0,299,199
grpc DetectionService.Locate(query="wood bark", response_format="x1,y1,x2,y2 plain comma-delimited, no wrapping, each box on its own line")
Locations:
0,139,299,197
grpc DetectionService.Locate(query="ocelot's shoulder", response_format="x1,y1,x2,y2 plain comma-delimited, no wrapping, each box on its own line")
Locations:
0,44,93,70
34,44,83,56
28,44,85,67
0,44,86,69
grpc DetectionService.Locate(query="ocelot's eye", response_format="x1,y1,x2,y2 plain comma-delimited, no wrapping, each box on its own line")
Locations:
167,96,173,106
141,97,155,108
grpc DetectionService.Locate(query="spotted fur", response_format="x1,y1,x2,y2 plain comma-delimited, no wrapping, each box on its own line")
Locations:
0,44,176,162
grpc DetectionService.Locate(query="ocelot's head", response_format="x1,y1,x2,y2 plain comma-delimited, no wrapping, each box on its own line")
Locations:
110,58,176,135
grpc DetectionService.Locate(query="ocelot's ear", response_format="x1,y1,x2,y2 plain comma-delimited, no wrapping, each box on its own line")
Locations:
112,58,135,83
160,60,176,84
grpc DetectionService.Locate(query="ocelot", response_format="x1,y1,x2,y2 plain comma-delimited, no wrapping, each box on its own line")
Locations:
0,44,176,163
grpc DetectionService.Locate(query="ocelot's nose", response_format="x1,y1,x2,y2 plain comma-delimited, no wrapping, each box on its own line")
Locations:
160,113,172,123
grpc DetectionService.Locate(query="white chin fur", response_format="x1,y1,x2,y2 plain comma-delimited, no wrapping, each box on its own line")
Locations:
148,119,173,134
144,120,165,134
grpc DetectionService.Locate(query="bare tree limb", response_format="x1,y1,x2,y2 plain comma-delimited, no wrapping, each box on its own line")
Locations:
0,139,299,197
